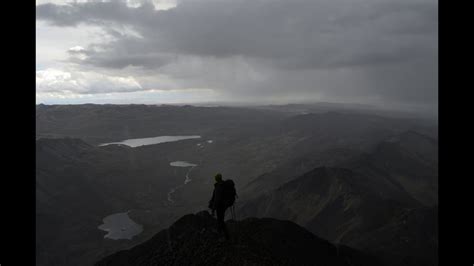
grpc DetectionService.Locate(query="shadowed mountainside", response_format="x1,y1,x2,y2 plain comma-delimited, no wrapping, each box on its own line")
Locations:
347,130,438,206
238,166,437,265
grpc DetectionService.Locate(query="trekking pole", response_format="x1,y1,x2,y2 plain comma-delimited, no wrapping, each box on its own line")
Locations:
232,204,238,242
232,204,237,221
233,193,238,220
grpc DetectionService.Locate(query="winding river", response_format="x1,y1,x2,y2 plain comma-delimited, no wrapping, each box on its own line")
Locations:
97,136,207,238
167,161,198,203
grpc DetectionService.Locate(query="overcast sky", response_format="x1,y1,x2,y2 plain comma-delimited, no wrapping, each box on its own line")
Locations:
36,0,437,112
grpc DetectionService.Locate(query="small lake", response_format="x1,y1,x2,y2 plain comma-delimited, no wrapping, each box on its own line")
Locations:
98,211,143,240
170,161,198,167
99,135,201,148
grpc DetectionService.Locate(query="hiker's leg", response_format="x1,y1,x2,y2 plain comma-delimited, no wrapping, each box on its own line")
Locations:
216,207,225,232
217,207,230,240
216,207,230,239
216,208,222,232
222,220,230,240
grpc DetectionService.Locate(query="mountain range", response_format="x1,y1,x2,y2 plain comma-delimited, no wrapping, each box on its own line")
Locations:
36,103,437,265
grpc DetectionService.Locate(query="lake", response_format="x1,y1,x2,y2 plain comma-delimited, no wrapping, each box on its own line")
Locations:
99,135,201,147
98,211,143,240
170,161,198,167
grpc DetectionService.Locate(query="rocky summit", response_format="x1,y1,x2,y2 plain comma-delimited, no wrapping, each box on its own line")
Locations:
96,211,380,266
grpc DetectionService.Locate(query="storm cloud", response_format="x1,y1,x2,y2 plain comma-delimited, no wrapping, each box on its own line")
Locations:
36,0,438,109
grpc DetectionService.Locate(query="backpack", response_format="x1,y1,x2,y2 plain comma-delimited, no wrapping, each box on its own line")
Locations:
222,179,237,209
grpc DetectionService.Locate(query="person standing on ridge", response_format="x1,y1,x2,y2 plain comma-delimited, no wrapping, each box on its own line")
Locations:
208,173,237,240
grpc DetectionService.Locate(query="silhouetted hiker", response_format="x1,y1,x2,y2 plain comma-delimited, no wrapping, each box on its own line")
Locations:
208,173,237,240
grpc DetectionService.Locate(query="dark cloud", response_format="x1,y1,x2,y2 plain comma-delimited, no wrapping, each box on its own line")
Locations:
37,0,437,67
67,42,173,69
36,0,437,109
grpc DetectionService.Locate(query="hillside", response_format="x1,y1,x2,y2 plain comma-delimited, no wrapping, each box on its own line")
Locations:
238,166,437,265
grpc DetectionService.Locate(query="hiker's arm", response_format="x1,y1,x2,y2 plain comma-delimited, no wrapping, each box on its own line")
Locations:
208,189,215,210
208,189,216,216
